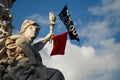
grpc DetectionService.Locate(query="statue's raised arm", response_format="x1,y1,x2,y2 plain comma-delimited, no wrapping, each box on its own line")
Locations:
33,12,56,51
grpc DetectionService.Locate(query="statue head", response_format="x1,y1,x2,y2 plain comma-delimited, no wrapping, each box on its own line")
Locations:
20,20,40,40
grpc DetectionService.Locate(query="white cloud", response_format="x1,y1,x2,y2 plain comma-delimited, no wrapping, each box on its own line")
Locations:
40,41,96,80
31,0,120,80
79,20,110,47
37,0,120,80
88,0,120,16
79,0,120,48
26,14,49,25
39,39,120,80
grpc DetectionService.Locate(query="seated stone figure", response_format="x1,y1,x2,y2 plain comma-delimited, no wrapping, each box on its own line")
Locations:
6,20,44,66
5,20,50,68
3,20,64,80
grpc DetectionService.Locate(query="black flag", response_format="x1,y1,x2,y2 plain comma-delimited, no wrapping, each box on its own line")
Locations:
59,5,80,41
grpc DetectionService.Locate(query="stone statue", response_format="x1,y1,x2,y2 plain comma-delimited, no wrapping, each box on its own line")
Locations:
0,0,65,80
0,0,14,60
0,0,15,79
3,19,60,80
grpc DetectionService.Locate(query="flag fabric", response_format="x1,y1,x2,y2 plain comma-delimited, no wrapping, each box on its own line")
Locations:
59,5,80,41
50,31,69,56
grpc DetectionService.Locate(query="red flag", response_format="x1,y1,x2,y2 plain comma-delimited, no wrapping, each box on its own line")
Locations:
50,31,69,56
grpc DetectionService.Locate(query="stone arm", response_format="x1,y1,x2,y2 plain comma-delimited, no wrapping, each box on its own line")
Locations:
32,32,53,51
15,37,42,66
33,12,55,50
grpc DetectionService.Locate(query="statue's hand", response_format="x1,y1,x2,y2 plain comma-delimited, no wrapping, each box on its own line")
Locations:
46,32,54,41
50,32,54,38
49,32,54,43
41,32,54,43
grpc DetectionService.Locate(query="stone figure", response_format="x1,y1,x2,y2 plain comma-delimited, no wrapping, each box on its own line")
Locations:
6,20,43,65
0,19,64,80
2,20,51,80
0,0,16,9
0,20,13,60
0,0,15,79
0,0,14,60
0,0,65,80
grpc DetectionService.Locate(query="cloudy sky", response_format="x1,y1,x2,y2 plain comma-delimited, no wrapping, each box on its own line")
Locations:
10,0,120,80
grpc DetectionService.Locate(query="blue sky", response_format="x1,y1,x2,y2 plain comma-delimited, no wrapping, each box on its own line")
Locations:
11,0,100,39
10,0,120,80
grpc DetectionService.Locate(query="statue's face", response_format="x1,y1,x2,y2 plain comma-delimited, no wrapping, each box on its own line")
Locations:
24,25,39,40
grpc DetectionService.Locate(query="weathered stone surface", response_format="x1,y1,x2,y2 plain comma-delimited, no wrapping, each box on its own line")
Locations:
0,1,65,80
